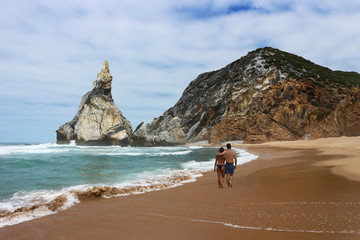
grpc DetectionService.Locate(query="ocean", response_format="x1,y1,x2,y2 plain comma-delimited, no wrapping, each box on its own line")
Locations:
0,142,258,228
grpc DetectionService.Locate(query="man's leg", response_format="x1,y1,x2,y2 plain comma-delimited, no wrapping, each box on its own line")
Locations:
228,174,233,187
226,174,231,187
226,164,234,187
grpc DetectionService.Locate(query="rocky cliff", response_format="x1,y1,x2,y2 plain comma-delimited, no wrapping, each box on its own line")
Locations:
56,61,132,145
131,47,360,145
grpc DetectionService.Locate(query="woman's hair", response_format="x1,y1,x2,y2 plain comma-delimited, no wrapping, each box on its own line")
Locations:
219,147,224,153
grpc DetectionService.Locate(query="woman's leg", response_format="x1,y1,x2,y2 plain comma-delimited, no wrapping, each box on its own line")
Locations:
221,166,226,187
216,168,223,188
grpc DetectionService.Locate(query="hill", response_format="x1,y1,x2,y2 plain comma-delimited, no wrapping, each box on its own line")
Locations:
131,47,360,145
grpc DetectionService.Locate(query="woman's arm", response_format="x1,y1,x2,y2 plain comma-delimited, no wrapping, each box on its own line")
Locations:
214,156,218,171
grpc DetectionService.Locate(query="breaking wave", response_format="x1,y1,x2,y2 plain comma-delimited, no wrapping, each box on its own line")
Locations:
102,150,192,156
0,143,71,155
0,168,203,228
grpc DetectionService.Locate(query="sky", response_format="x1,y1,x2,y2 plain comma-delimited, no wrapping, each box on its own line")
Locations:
1,0,360,143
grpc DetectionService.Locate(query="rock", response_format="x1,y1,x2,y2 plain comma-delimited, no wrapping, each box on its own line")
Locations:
131,47,360,145
131,116,186,146
56,61,132,145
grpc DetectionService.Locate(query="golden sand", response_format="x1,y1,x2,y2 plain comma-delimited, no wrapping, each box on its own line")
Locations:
242,136,360,181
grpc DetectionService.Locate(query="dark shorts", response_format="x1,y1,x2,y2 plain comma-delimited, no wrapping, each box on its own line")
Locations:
225,163,235,175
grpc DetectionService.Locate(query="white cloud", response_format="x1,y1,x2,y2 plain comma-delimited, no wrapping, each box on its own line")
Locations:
1,0,360,142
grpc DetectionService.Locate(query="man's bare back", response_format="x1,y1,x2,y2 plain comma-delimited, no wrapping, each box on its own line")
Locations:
224,149,237,165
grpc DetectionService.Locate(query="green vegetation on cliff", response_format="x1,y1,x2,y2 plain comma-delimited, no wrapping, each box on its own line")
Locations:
261,47,360,87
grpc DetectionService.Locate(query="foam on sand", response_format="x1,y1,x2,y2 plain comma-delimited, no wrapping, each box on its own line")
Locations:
0,165,212,228
148,213,360,235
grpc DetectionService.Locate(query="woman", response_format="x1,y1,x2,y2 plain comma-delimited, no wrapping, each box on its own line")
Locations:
214,147,226,188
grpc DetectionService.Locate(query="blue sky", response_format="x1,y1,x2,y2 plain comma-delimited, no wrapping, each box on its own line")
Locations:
1,0,360,142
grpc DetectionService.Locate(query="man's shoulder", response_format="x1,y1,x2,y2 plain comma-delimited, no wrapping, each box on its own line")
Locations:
228,149,237,155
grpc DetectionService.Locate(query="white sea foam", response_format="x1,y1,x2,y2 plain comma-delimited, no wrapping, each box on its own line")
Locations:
0,167,203,228
0,190,80,228
102,150,192,156
4,189,71,212
148,214,360,235
0,143,70,155
181,160,214,172
235,149,259,164
187,146,204,149
0,143,194,156
0,206,55,228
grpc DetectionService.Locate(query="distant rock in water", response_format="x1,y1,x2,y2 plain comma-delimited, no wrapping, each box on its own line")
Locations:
56,61,132,145
131,47,360,145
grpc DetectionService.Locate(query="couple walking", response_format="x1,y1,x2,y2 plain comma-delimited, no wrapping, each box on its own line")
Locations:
214,143,237,188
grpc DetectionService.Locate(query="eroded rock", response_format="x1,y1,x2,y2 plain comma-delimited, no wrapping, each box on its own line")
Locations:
56,61,132,145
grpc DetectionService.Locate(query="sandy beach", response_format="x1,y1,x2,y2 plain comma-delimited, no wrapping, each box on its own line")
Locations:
1,136,360,240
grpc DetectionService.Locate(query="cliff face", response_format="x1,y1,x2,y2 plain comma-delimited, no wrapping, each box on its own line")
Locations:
56,61,132,145
132,47,360,145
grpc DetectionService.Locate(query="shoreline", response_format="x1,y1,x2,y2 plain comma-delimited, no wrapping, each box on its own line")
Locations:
1,137,360,239
0,146,256,229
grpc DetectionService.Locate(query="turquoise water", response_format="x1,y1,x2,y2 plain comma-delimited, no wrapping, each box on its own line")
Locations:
0,142,258,227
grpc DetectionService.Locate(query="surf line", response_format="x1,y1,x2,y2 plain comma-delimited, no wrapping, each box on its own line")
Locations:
146,213,360,235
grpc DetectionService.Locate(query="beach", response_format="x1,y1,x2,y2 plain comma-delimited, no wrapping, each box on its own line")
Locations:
1,137,360,240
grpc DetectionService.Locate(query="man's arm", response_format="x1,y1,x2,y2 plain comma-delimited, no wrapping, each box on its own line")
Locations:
224,150,229,162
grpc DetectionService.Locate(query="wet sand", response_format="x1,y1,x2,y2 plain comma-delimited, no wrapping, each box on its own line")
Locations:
1,137,360,240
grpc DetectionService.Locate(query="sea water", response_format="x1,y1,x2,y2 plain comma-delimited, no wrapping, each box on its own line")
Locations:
0,142,258,227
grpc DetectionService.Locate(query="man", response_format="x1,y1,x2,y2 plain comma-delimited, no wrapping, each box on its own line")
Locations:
224,143,237,187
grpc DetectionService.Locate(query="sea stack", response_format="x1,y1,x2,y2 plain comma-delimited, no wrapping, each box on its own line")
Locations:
56,61,132,145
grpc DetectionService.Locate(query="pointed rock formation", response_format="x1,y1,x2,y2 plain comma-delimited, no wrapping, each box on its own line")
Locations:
56,61,132,145
131,47,360,145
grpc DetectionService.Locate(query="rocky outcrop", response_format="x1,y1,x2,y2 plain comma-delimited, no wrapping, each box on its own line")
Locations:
132,47,360,145
56,61,132,145
130,118,186,146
